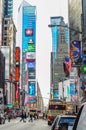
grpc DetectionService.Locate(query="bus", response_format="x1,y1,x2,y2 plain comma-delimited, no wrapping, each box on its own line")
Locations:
47,100,66,125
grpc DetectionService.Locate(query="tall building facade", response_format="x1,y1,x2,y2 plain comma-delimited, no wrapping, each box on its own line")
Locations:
50,16,69,89
4,0,13,17
68,0,82,43
17,1,37,107
68,0,82,103
0,0,4,46
2,0,16,107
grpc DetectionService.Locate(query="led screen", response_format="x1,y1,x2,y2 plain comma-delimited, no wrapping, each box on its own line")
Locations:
28,81,35,96
25,29,33,36
27,62,35,68
27,44,35,52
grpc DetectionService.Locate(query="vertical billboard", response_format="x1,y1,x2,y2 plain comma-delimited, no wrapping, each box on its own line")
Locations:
28,81,35,96
53,89,59,100
15,47,20,82
22,6,36,50
70,40,82,66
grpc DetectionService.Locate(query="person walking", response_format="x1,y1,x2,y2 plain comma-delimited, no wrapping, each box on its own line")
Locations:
29,112,33,122
8,112,11,122
20,110,26,122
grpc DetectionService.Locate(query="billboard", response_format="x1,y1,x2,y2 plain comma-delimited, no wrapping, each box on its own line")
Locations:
25,28,34,36
53,89,59,100
27,96,36,103
22,6,36,50
26,52,35,60
15,67,20,82
28,81,35,96
70,84,76,95
27,44,35,52
15,47,20,61
28,72,36,79
28,39,34,44
27,62,35,68
70,40,82,66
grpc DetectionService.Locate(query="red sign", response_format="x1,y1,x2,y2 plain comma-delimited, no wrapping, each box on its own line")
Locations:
15,67,20,81
15,47,20,61
15,84,19,101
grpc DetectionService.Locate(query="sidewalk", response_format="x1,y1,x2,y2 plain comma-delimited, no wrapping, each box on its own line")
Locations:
4,117,20,124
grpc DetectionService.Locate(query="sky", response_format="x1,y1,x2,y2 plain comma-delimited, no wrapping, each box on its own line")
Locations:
13,0,68,106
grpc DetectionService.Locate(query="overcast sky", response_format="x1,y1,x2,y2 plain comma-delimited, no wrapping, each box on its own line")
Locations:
13,0,68,106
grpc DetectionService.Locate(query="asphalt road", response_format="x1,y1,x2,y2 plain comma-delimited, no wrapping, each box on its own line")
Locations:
0,118,51,130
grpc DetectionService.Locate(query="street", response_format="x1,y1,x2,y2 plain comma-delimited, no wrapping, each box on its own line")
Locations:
0,118,51,130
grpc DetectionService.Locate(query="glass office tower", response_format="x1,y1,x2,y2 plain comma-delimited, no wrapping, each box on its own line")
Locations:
17,0,37,105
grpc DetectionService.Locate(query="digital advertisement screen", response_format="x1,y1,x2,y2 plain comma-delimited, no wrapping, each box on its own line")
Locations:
53,89,59,99
28,81,35,96
27,62,35,68
27,44,35,52
70,84,76,95
25,29,33,36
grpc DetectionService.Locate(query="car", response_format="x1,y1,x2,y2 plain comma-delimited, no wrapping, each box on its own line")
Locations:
51,115,76,130
72,102,86,130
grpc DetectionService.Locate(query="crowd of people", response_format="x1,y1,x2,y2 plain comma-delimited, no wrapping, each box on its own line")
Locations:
20,109,39,122
0,109,47,124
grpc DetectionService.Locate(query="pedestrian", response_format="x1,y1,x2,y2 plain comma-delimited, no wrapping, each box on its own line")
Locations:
29,112,33,122
20,110,26,122
8,112,11,122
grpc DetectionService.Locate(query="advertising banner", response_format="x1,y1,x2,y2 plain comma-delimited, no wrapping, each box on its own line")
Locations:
53,89,59,100
26,52,35,60
27,96,37,103
25,28,34,36
27,44,35,52
27,62,35,68
28,81,36,96
70,40,82,66
28,72,36,79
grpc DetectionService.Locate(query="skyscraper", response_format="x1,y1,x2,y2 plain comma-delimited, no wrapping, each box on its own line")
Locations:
50,16,69,89
17,0,37,106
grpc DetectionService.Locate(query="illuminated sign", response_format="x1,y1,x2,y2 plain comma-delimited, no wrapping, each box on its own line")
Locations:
28,39,34,44
27,62,35,68
15,84,19,101
25,29,33,36
15,47,20,61
28,72,36,79
27,44,35,52
27,96,36,103
28,81,35,96
15,67,20,81
26,52,35,60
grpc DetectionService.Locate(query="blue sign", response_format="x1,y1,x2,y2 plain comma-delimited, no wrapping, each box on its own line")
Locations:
70,84,76,95
27,62,35,68
53,89,59,99
28,82,35,96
